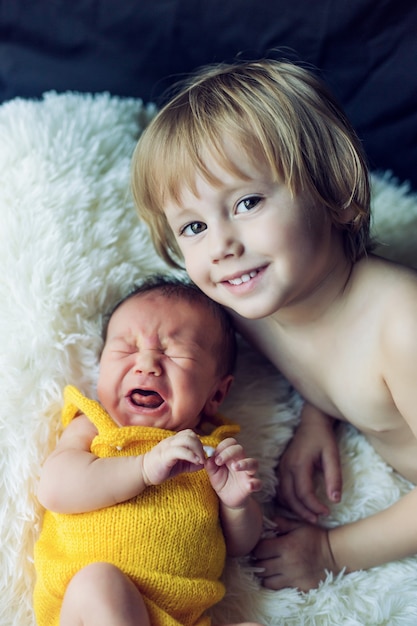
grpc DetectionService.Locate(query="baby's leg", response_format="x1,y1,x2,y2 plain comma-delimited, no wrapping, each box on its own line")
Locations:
60,562,150,626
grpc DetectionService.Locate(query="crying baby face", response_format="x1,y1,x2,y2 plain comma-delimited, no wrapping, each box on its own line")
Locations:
96,288,231,431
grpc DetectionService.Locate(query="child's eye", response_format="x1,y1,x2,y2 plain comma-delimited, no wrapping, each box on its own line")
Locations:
180,221,207,237
236,195,262,214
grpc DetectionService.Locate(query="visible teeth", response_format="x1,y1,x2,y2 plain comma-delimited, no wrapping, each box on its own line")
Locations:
228,270,257,286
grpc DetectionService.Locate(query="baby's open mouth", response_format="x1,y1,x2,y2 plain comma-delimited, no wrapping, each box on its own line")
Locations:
129,389,164,409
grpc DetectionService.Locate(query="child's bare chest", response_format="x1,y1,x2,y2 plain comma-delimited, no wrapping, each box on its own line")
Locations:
271,325,417,481
269,313,398,428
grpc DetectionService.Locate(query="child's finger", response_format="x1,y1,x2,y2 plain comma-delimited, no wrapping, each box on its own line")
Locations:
322,446,343,504
277,470,328,523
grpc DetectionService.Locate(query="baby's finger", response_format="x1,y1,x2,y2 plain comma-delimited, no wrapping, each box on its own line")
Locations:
230,457,259,473
166,445,204,467
213,439,245,465
247,476,262,493
213,437,239,455
165,431,204,465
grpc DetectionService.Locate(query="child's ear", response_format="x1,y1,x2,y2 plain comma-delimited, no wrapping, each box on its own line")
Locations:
338,203,357,224
204,375,234,417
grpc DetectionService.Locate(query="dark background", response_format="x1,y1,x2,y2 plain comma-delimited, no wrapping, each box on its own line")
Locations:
1,0,416,189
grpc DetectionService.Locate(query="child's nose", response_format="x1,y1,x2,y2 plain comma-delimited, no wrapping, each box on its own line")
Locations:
209,225,243,262
134,350,162,376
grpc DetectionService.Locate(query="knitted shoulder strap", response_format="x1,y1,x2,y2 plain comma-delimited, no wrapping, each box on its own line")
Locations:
62,385,117,434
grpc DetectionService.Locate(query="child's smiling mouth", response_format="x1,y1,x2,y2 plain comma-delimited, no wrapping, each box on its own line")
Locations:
226,270,259,286
221,266,267,288
129,389,164,409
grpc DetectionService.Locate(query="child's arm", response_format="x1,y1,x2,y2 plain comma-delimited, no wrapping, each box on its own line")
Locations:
37,418,205,514
254,485,417,591
277,402,342,523
231,314,342,523
330,487,417,571
255,296,417,590
206,438,263,556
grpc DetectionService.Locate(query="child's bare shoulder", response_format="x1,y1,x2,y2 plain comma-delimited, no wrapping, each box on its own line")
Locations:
355,254,417,295
345,255,417,352
359,255,417,348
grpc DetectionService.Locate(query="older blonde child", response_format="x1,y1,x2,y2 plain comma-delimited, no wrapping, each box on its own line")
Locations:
131,59,417,592
34,276,263,626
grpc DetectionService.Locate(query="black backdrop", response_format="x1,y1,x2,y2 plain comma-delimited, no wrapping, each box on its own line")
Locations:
1,0,416,189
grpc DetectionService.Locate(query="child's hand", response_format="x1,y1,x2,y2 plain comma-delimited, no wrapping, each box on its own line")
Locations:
277,405,342,523
206,437,261,508
142,429,204,486
253,516,337,592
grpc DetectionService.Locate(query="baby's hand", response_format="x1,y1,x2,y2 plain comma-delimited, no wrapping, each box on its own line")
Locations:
206,438,261,508
142,429,204,486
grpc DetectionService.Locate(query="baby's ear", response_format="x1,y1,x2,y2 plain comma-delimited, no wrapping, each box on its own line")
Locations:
204,375,234,417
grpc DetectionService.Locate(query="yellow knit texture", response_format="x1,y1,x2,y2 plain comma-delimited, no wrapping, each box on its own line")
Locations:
33,385,240,626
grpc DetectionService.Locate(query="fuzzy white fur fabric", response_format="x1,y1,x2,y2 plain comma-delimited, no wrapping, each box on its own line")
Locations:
1,91,417,626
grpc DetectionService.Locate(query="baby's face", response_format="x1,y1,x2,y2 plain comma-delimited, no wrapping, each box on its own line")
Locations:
164,149,335,321
97,292,231,429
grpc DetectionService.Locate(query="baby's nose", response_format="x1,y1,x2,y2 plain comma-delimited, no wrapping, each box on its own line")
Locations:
134,350,162,376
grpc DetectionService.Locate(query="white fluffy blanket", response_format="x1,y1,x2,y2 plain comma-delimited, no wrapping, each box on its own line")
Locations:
1,92,417,626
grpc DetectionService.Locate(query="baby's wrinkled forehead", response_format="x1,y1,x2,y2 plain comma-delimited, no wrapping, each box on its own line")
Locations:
112,289,221,337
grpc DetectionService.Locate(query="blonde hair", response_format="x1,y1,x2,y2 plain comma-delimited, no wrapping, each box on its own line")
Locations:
132,59,371,268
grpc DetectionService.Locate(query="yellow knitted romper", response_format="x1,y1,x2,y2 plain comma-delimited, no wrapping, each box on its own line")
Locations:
33,385,240,626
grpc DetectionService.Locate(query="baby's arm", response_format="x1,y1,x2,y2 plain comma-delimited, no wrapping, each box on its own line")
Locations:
37,419,205,514
206,438,263,556
277,402,342,522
